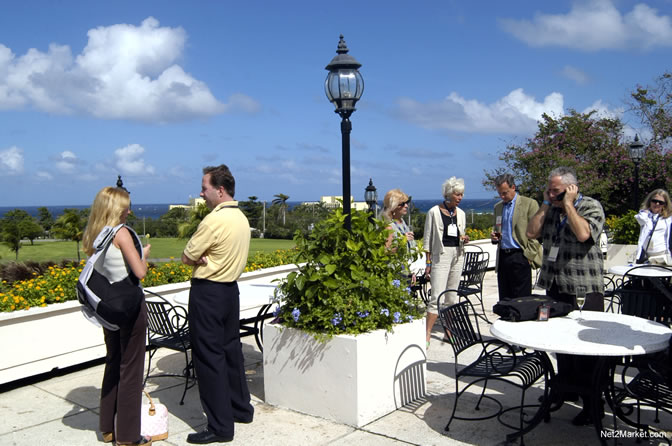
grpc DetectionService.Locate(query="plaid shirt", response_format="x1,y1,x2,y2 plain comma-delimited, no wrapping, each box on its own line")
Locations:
537,195,605,295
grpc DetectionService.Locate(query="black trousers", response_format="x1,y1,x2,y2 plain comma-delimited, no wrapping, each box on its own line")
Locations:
547,281,604,408
100,302,147,443
497,250,532,301
189,279,253,437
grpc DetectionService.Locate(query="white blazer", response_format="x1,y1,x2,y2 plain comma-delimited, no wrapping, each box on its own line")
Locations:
423,204,466,262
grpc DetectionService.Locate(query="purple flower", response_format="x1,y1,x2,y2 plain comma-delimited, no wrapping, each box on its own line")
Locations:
393,312,401,323
356,311,370,318
273,305,282,317
406,315,414,322
380,308,389,316
405,287,411,294
392,279,401,288
291,308,301,322
331,313,342,326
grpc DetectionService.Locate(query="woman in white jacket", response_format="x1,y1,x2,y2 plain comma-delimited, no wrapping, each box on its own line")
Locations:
423,177,469,346
635,189,672,265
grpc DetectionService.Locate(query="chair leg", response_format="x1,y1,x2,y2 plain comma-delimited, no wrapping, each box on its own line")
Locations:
445,382,461,432
144,346,156,386
179,351,193,405
476,292,491,324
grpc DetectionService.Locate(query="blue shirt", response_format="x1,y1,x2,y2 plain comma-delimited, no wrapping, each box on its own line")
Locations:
501,193,521,250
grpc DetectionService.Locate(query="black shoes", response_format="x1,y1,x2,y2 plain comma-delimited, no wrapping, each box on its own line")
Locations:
234,416,253,424
186,429,233,444
571,402,605,426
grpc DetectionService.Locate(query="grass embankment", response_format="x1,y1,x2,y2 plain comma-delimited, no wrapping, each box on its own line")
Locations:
0,238,295,263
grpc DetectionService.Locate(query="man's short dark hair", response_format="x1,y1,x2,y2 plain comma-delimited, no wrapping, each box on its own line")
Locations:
203,164,236,198
494,173,515,189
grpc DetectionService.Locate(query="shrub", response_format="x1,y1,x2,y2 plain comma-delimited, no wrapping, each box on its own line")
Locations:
274,209,425,339
0,249,298,313
608,210,639,244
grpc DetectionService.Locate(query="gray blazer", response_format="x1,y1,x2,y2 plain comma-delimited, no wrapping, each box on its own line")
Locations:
423,204,466,262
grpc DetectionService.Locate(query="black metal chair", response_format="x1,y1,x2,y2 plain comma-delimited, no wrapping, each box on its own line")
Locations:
613,265,672,324
458,250,491,323
437,293,550,445
144,290,195,405
603,274,621,313
410,271,431,307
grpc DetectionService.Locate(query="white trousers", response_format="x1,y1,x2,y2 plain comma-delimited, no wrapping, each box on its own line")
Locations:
428,246,464,314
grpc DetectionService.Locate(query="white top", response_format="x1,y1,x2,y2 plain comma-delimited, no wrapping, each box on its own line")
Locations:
490,311,672,356
95,244,128,283
607,264,672,277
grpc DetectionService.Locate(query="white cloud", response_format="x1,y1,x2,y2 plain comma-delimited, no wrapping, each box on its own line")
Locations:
561,65,590,85
36,171,53,180
396,88,564,134
499,0,672,51
114,143,155,175
0,17,259,122
55,150,78,173
0,146,24,175
582,100,624,120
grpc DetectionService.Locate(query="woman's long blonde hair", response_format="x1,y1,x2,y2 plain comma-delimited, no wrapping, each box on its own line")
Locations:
382,189,409,222
641,189,672,218
82,187,130,256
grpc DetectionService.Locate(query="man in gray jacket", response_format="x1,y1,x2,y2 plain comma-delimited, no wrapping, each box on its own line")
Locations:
491,174,542,301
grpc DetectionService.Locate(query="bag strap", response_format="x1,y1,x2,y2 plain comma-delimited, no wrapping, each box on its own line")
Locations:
143,390,156,416
643,215,660,254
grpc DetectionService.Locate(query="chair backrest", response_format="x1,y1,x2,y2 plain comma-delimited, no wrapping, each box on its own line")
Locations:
617,266,672,324
438,297,483,355
144,290,189,338
460,251,490,288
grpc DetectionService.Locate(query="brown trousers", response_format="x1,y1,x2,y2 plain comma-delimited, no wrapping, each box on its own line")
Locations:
99,302,147,443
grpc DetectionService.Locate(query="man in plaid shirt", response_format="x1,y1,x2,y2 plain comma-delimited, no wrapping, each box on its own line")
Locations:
527,166,605,426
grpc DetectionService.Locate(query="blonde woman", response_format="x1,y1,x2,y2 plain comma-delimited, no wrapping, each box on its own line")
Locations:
423,177,469,346
82,187,152,446
635,189,672,265
382,188,416,253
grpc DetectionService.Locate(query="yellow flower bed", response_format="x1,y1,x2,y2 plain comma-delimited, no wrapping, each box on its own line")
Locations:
0,248,298,313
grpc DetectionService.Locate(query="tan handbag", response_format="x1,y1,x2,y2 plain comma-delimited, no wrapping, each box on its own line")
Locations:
141,390,169,441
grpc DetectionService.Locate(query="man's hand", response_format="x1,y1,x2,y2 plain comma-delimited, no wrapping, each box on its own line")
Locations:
563,184,579,209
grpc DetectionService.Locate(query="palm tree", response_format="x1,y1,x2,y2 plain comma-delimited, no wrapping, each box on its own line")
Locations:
177,203,211,238
51,209,87,261
272,193,289,226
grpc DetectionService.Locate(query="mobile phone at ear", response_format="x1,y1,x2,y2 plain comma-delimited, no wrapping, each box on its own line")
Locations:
556,191,566,202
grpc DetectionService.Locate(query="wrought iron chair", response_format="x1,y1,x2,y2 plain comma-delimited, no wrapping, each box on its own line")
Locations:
144,290,195,405
458,250,491,323
437,292,550,445
410,271,431,307
614,265,672,324
603,274,621,313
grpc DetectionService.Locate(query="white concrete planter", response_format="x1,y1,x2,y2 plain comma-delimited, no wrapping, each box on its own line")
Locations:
605,243,638,270
263,318,426,427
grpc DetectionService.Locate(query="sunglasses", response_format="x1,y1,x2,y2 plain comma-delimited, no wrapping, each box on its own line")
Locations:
651,199,666,205
398,200,410,207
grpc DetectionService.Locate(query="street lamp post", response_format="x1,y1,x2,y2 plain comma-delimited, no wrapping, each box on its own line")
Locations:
364,178,377,216
628,134,645,210
325,35,364,230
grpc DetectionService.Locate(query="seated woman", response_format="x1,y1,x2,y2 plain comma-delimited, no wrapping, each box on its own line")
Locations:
635,189,672,265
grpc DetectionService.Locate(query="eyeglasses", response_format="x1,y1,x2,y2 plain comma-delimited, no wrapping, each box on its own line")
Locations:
651,199,666,205
398,201,410,207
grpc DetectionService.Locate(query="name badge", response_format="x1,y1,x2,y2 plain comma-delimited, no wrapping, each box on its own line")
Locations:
548,245,559,262
496,216,502,225
447,224,458,237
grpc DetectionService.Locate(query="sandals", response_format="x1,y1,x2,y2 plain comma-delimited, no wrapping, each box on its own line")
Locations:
102,432,114,443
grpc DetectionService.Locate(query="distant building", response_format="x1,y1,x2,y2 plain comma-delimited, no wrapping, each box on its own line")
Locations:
302,195,370,211
169,197,205,211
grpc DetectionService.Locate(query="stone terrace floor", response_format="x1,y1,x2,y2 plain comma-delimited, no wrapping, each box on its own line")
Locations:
1,270,671,445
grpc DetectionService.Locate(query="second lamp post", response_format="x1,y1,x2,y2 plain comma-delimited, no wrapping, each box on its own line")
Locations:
628,134,645,210
325,35,364,230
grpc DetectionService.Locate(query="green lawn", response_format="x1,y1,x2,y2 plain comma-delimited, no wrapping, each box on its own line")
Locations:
0,238,295,264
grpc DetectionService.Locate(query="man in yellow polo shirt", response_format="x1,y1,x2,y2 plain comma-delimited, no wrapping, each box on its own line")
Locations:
182,164,252,444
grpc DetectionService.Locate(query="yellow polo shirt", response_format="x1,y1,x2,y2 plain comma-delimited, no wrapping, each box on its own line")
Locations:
183,201,250,283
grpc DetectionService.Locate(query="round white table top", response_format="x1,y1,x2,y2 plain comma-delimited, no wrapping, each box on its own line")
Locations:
172,283,277,310
608,264,672,277
490,311,672,356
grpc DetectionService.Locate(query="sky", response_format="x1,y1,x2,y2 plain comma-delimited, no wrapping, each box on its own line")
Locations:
1,0,672,206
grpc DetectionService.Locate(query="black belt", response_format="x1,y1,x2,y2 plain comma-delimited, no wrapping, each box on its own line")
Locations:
500,248,523,254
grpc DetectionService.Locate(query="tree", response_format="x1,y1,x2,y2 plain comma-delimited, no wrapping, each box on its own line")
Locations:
51,209,87,261
0,210,42,259
630,71,672,147
239,196,264,230
178,203,211,238
272,193,290,226
37,207,54,236
484,110,672,216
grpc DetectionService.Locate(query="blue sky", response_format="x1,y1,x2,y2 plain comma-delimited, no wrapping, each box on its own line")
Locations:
1,0,671,206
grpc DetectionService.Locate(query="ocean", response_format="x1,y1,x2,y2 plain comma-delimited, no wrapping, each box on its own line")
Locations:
0,198,498,220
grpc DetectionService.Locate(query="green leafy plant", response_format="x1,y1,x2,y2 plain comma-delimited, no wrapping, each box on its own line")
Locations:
274,208,425,339
608,210,640,244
